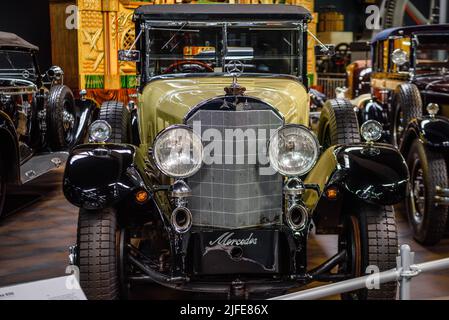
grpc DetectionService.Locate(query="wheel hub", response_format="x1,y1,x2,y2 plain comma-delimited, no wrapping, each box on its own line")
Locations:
394,108,405,148
63,109,75,141
411,160,426,224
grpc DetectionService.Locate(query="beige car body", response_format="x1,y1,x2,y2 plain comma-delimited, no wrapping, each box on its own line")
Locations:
137,76,310,151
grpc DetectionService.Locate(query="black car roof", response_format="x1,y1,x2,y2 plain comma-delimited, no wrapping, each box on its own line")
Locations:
134,4,312,21
372,24,449,43
0,31,38,51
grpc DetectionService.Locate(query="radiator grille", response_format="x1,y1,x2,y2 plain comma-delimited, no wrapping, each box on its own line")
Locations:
186,108,283,229
317,74,346,99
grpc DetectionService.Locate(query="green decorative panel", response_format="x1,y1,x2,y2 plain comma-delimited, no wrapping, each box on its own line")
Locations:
85,75,104,89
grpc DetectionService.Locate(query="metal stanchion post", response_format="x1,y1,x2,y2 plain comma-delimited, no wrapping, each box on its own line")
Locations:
399,245,412,300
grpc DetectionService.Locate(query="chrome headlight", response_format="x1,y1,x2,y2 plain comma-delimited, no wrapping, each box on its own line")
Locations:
89,120,112,143
153,125,203,179
361,120,383,142
391,49,408,66
269,125,320,177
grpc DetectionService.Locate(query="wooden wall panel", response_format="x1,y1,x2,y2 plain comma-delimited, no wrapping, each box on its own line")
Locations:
49,0,79,90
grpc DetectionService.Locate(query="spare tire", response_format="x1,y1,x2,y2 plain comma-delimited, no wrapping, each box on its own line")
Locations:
47,85,78,149
99,101,130,144
318,99,360,150
391,84,422,148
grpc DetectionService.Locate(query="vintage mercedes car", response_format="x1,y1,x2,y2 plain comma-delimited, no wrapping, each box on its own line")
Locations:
359,25,449,245
0,32,96,217
63,5,408,300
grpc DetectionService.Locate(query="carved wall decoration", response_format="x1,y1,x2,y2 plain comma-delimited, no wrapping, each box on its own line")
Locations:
50,0,316,104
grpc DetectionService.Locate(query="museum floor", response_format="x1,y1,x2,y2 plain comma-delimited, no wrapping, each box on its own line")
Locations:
0,168,448,300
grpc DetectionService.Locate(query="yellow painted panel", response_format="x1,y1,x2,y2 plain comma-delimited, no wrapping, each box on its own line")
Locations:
138,77,309,148
303,146,337,210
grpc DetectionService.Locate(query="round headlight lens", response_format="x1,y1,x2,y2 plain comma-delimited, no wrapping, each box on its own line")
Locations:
89,120,112,143
391,49,408,66
361,120,383,142
269,125,320,177
153,126,203,179
427,103,440,116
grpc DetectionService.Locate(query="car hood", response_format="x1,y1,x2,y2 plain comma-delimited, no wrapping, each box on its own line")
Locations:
414,74,449,93
138,76,309,147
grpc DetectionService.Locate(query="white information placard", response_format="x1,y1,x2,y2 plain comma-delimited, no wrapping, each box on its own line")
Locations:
0,275,87,300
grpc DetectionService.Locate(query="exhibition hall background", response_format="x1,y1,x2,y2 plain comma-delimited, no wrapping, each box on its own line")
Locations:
0,0,368,72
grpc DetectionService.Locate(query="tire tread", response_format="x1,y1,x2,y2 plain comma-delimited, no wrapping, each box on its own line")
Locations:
319,99,360,146
99,101,129,143
77,208,119,300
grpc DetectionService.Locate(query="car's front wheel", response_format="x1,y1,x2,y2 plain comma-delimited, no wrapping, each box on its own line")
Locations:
318,99,360,150
405,140,448,245
47,85,78,149
338,204,398,300
391,84,422,148
77,208,121,300
99,101,130,144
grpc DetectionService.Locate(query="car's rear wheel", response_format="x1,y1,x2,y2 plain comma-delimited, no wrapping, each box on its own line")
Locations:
405,140,448,245
318,99,360,150
391,84,422,148
47,85,78,149
99,101,130,144
77,208,121,300
339,204,398,300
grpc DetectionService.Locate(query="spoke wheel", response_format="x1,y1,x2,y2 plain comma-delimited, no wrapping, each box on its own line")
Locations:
405,140,448,245
63,100,76,145
410,159,426,225
393,107,405,148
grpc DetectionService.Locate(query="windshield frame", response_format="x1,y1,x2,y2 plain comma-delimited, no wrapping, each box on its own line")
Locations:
137,20,308,88
0,48,39,82
411,32,449,75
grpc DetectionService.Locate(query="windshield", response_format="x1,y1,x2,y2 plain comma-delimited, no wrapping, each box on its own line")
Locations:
0,50,37,81
415,34,449,72
146,24,301,77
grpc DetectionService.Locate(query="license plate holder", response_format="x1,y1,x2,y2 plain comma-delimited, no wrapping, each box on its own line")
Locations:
192,230,280,275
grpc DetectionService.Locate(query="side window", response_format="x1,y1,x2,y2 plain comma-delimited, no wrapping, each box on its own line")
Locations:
383,40,390,72
374,41,385,72
372,43,378,71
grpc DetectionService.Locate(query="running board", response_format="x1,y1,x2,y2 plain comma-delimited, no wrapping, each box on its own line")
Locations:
20,152,68,184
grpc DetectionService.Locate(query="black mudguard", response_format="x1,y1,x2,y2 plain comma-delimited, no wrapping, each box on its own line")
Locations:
63,144,150,210
358,99,384,124
401,116,449,155
334,144,409,205
71,98,98,147
307,144,409,234
0,111,20,184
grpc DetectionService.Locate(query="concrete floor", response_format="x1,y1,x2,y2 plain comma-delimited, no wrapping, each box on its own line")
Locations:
0,168,449,300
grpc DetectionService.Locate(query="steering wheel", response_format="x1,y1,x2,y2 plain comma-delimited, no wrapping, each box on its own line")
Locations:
335,43,350,57
333,43,351,69
163,60,214,74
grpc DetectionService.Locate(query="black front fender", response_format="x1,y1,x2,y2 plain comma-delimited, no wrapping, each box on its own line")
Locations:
63,144,149,210
334,144,409,205
71,98,99,147
401,116,449,154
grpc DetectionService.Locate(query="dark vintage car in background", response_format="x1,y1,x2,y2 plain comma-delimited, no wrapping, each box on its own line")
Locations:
358,24,449,245
0,32,97,217
62,5,409,300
